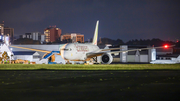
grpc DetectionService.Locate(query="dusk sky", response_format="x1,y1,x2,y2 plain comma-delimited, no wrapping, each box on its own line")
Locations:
0,0,180,42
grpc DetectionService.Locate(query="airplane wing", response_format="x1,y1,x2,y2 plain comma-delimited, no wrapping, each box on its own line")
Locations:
9,45,52,53
109,45,175,54
86,47,124,58
100,47,123,52
86,52,104,58
86,45,175,58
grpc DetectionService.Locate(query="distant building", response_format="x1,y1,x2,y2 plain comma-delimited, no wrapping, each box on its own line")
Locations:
21,32,45,42
13,51,40,62
4,27,14,42
24,33,32,39
41,34,45,42
32,32,41,40
61,33,84,43
0,23,4,35
44,27,61,43
61,33,71,42
0,22,14,43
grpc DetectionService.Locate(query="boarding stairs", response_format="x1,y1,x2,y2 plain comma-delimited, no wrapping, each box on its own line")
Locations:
43,51,60,59
36,51,60,64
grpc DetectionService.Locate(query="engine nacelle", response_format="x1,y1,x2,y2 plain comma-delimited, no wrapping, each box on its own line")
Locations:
101,53,113,64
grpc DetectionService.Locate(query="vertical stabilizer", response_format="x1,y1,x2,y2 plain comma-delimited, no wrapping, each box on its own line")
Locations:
92,20,99,45
176,55,180,63
177,55,180,59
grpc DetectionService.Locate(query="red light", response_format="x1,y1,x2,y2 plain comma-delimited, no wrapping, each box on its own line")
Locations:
164,45,168,48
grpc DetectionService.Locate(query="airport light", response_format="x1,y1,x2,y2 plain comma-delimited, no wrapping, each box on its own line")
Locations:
164,45,168,49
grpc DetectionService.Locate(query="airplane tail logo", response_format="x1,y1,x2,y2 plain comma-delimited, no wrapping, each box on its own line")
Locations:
92,20,99,45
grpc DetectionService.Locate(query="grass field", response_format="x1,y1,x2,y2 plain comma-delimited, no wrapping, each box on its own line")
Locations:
0,64,180,70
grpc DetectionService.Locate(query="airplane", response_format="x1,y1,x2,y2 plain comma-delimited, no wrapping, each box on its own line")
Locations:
10,20,175,64
150,55,180,64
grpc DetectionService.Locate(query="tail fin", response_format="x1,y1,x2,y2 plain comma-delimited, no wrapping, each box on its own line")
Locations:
92,20,99,45
177,55,180,59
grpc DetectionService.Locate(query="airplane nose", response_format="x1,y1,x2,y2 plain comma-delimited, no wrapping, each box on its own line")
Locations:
59,44,66,50
59,44,67,60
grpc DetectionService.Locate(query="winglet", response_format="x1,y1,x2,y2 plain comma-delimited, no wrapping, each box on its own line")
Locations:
92,20,99,45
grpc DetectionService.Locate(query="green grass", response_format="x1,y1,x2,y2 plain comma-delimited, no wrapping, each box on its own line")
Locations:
0,64,180,70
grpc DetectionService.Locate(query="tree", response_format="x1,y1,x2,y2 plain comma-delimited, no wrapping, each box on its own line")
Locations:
62,39,72,43
13,38,40,44
176,41,180,47
115,39,124,45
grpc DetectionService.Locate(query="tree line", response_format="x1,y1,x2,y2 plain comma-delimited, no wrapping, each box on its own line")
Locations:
98,38,178,47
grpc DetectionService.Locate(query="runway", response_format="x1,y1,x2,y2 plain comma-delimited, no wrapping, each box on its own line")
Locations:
0,70,180,101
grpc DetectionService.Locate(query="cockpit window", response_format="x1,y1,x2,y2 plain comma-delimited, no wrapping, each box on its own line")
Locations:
61,48,72,51
61,48,68,51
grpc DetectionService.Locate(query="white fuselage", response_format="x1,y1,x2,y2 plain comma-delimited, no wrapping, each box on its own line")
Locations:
60,43,99,61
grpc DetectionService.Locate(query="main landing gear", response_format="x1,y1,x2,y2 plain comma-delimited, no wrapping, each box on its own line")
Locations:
84,57,99,65
65,61,72,64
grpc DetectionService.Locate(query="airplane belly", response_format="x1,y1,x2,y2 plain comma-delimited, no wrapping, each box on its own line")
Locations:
63,51,85,61
63,52,73,60
72,53,86,61
77,53,86,61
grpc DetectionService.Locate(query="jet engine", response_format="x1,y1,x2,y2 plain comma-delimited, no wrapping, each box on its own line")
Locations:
101,53,113,64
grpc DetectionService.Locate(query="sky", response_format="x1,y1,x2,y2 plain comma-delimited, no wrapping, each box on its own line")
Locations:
0,0,180,42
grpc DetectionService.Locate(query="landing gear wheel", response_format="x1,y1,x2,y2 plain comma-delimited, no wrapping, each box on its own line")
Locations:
66,61,72,64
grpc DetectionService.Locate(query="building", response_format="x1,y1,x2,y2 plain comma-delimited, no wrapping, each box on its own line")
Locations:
41,34,45,43
119,45,156,63
32,32,41,41
22,32,45,42
61,33,84,43
61,33,71,42
44,27,61,43
23,33,32,39
0,23,4,35
0,22,14,44
4,27,14,42
13,51,40,62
